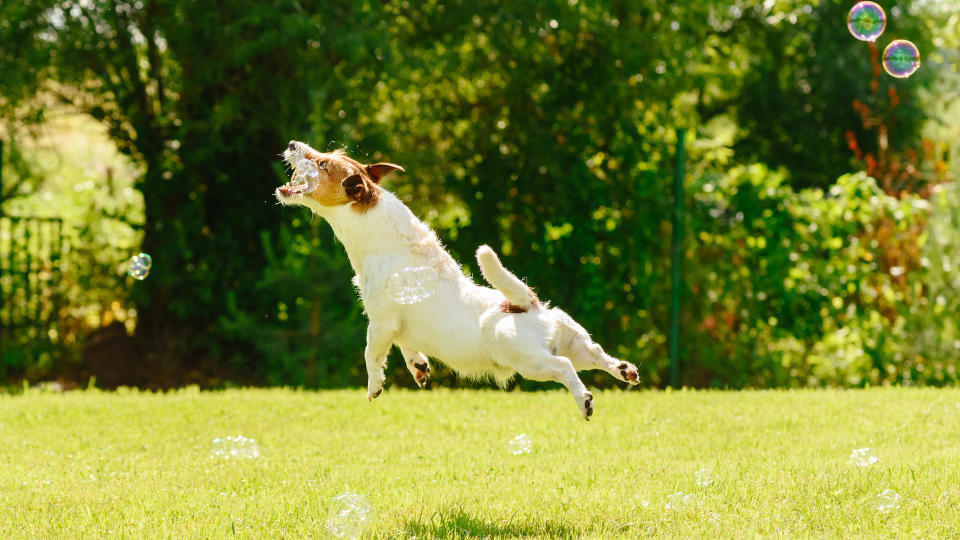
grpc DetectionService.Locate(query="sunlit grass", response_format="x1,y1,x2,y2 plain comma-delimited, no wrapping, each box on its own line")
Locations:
1,387,958,538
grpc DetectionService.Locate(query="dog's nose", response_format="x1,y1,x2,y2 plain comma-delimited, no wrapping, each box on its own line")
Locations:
288,141,297,151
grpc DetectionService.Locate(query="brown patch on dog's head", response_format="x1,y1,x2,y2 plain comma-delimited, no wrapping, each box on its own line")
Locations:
278,142,405,211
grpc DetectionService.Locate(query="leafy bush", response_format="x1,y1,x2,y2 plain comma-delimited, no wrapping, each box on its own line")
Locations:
687,165,955,387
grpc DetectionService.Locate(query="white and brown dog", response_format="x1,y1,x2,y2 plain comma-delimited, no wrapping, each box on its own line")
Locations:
276,141,639,419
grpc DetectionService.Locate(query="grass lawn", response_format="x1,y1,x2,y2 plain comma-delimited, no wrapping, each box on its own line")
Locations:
1,386,958,538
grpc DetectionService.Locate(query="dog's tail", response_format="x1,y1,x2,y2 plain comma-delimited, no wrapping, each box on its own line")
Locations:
476,245,538,311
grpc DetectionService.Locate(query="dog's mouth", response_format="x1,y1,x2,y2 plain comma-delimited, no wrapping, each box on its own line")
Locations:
277,176,312,198
277,143,319,198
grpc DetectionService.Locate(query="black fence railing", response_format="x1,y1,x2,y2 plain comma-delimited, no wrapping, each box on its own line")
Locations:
0,216,64,350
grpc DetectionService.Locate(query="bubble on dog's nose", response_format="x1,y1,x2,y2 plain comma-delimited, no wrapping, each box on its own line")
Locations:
298,158,319,178
281,160,320,195
126,252,152,280
385,266,439,304
507,433,532,455
325,493,374,539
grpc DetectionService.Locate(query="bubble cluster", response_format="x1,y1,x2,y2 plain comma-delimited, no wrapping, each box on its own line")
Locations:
279,151,322,196
210,436,260,459
849,447,879,467
507,434,532,455
298,158,319,178
126,252,152,280
289,158,321,195
694,467,714,486
325,493,374,539
872,489,902,513
385,266,440,305
883,39,921,79
847,2,886,42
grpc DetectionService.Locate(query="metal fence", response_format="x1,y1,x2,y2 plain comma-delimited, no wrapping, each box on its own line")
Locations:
0,216,64,348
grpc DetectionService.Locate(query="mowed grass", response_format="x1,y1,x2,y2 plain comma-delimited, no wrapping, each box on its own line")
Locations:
1,387,959,538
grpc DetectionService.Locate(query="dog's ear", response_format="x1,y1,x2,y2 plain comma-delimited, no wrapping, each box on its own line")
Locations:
365,163,405,184
341,174,366,199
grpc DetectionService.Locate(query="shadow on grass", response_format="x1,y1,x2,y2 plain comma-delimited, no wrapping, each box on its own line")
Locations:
402,507,577,538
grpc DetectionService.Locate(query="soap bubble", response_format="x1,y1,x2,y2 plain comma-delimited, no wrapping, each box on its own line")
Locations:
210,436,260,459
849,447,878,467
507,434,532,455
385,266,439,304
297,158,319,178
127,252,152,280
325,493,374,539
694,467,714,486
279,157,321,196
883,40,921,79
872,489,902,513
665,492,695,511
847,2,886,42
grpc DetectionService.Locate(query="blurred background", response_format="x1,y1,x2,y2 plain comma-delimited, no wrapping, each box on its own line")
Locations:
1,0,958,390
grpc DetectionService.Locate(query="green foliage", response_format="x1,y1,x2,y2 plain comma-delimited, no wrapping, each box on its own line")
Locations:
731,0,934,189
687,166,947,387
1,0,957,388
1,114,143,380
219,220,368,388
907,182,960,380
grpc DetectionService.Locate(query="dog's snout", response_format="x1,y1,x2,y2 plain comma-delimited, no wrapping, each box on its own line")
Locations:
287,141,297,151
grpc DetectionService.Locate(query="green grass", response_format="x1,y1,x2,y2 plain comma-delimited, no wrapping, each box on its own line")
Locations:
1,387,959,538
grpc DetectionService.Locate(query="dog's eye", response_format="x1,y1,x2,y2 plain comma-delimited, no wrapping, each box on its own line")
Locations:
319,161,327,171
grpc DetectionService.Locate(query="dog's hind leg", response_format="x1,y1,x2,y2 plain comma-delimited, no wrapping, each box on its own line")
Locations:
567,337,640,385
400,347,431,388
554,312,640,385
514,352,595,420
365,322,398,401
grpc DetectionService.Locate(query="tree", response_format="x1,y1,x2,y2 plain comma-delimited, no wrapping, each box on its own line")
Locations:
0,0,336,383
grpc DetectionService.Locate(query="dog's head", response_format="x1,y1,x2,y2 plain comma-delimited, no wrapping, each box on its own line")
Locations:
276,141,404,211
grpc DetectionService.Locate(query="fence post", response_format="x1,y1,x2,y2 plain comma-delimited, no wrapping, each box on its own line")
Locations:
669,129,686,389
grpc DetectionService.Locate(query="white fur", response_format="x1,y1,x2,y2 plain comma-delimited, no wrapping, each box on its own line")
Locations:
276,143,639,419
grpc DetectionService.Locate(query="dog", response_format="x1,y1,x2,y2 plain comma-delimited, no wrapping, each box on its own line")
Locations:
276,141,639,419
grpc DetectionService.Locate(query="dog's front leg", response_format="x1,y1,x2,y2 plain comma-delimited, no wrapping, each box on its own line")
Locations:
364,322,397,400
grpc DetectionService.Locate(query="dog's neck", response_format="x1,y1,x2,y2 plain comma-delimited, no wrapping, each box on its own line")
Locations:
305,190,458,280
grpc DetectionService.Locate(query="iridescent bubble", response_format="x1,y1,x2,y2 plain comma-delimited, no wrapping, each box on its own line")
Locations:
127,252,152,280
883,39,921,79
507,434,532,455
385,266,439,304
325,493,374,539
847,2,886,42
210,435,260,459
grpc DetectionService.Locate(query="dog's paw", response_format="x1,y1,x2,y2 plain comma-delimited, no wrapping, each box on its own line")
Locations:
616,361,640,385
582,392,594,421
413,361,431,388
367,377,384,401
